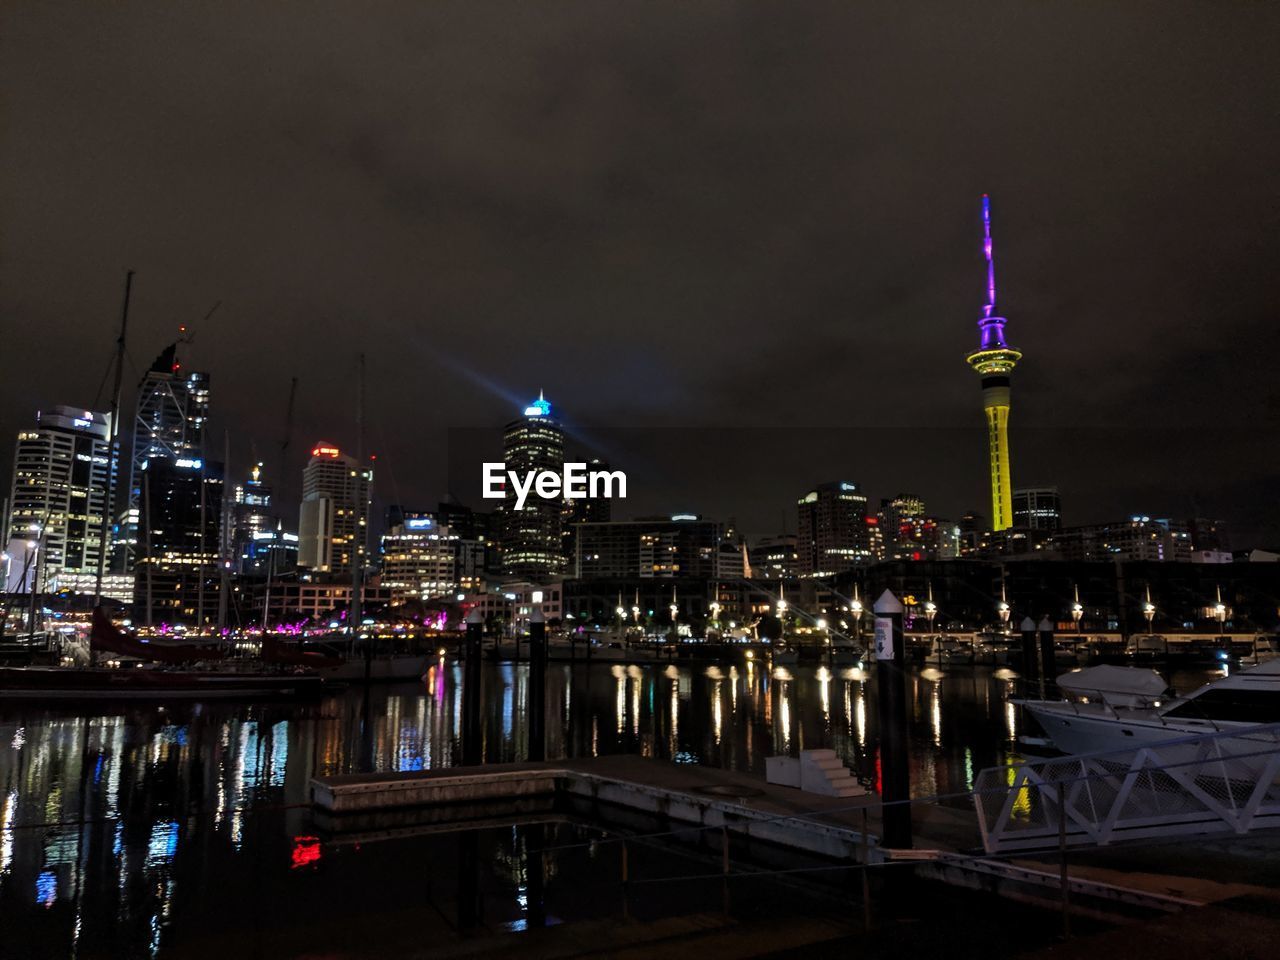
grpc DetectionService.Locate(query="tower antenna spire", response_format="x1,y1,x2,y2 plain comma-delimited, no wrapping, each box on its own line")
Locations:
982,194,996,318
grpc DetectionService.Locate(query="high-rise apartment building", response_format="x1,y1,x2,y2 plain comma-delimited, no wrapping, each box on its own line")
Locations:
797,481,871,576
297,443,372,576
5,407,115,594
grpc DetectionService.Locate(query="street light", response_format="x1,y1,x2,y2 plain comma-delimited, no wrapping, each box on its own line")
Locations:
1214,586,1227,635
1072,584,1083,634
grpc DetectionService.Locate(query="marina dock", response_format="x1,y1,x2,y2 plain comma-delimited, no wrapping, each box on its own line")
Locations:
310,755,1256,922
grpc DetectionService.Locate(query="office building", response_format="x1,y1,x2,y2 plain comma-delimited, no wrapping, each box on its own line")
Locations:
750,535,801,580
797,481,872,576
297,442,372,576
119,343,210,569
497,393,565,580
1013,486,1062,532
133,457,223,625
228,462,275,573
4,406,115,594
575,515,727,580
381,513,461,603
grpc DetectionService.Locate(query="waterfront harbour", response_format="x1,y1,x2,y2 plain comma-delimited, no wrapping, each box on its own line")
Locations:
5,3,1280,956
0,654,1259,959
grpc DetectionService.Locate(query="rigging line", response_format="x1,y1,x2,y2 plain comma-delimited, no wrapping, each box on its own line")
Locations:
90,353,115,411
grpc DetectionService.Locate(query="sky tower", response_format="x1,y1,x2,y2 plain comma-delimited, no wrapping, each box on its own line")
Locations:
966,195,1022,531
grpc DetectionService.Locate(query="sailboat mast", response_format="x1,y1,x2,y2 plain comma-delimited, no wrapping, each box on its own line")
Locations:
351,353,365,645
216,430,230,635
94,270,132,607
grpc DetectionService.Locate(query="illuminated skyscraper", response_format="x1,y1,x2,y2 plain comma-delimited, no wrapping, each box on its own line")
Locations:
119,343,210,569
965,195,1022,531
4,406,115,594
134,456,223,626
497,392,565,580
298,443,372,576
796,481,872,576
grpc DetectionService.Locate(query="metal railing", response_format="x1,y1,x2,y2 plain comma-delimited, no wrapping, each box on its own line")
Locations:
974,722,1280,853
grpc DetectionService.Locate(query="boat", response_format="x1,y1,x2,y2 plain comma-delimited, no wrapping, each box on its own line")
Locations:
927,635,975,665
0,665,324,700
0,608,326,700
1125,633,1169,662
973,634,1009,666
320,652,431,682
1020,660,1280,756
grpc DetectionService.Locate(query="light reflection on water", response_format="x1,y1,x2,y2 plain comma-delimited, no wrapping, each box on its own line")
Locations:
0,661,1216,957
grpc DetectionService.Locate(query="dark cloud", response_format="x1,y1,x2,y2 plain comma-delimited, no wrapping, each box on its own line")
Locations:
2,1,1278,542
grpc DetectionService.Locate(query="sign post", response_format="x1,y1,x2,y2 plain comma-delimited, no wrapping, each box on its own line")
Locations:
873,589,912,851
463,609,484,766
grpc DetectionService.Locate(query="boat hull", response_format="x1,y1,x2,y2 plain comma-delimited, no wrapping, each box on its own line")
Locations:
0,666,324,700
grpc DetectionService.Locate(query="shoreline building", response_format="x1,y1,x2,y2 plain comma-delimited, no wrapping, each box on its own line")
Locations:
497,393,565,581
965,195,1022,532
1012,486,1062,532
298,443,372,577
134,456,223,626
119,343,210,570
797,481,872,576
4,407,116,595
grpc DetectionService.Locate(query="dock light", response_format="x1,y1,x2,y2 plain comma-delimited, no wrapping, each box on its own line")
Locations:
817,618,827,632
746,650,754,660
776,598,788,615
616,605,625,618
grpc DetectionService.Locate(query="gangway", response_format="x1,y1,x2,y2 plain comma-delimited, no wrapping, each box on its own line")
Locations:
974,723,1280,854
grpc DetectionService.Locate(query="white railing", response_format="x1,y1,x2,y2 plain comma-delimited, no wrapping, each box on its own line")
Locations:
974,723,1280,854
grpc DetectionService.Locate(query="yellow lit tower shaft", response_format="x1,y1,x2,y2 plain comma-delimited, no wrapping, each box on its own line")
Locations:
965,195,1022,531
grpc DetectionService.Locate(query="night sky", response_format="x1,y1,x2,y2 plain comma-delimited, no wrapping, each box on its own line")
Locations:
3,2,1278,544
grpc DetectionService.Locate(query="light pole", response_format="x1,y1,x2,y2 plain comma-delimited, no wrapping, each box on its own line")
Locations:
1214,586,1227,635
1143,587,1156,634
1072,584,1083,635
925,582,937,636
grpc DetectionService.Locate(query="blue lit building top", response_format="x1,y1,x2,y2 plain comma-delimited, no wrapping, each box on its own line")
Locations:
523,390,552,418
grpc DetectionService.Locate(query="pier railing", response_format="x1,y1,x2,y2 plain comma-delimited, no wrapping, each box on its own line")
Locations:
973,723,1280,854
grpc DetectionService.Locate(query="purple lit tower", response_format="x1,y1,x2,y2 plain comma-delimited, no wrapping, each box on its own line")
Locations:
965,195,1022,531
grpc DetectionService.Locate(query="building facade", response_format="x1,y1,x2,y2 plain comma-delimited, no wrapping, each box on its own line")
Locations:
797,481,872,576
119,343,210,569
575,516,727,580
5,406,115,594
133,457,223,626
297,443,372,576
497,393,565,580
1012,486,1062,532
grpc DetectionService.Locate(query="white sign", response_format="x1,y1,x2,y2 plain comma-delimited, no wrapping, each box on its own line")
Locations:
874,616,894,661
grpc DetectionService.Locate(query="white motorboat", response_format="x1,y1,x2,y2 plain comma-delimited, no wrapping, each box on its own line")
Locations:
927,635,975,666
1021,660,1280,756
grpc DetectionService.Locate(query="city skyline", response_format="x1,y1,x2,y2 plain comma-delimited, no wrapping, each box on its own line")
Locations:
2,4,1278,544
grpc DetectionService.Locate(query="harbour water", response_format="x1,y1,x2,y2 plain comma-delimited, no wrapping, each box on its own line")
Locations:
0,659,1217,957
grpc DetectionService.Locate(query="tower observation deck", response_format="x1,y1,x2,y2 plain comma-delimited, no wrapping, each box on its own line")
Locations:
965,195,1022,532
